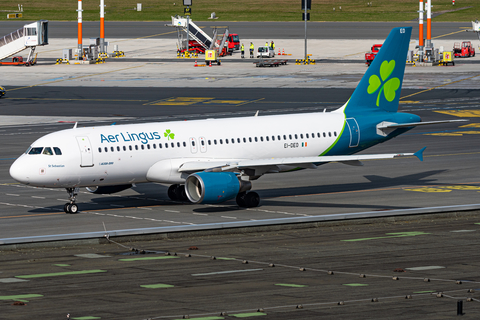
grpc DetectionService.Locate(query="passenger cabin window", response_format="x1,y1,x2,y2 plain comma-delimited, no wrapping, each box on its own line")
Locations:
135,145,139,150
153,144,156,149
254,137,258,142
266,136,269,141
183,141,187,147
110,147,114,152
117,146,120,152
141,145,145,150
237,138,241,143
171,142,174,148
306,133,309,138
225,139,229,144
295,134,298,139
53,147,62,155
177,142,180,147
208,140,211,145
129,145,133,151
104,147,108,152
123,146,126,151
98,147,102,153
147,144,151,149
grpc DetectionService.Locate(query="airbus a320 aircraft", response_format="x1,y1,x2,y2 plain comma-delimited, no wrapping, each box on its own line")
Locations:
9,27,461,213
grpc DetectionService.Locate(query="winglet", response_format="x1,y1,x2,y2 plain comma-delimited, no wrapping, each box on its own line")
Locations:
414,147,426,161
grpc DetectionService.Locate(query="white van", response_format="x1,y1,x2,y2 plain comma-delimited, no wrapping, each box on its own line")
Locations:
257,46,275,58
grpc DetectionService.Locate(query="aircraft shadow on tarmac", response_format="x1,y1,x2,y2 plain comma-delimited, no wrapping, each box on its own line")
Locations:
28,170,445,213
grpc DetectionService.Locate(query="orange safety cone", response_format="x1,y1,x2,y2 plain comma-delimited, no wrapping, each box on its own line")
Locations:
209,61,212,67
194,59,198,67
278,48,281,55
282,48,285,55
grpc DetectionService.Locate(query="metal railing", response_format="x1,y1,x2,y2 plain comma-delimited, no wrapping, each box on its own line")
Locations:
0,27,23,48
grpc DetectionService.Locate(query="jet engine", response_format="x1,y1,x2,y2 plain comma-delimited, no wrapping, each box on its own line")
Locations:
185,172,251,204
86,184,132,194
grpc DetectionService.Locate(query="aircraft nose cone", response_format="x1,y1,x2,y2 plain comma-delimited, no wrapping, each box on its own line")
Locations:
9,158,29,184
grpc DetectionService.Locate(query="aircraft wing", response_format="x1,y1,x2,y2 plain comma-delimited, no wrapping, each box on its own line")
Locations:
178,148,425,173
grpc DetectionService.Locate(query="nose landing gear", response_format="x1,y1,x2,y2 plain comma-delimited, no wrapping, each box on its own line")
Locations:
64,187,79,214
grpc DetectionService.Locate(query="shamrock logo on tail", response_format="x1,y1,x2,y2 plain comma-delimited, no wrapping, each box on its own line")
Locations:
164,129,175,140
367,60,401,107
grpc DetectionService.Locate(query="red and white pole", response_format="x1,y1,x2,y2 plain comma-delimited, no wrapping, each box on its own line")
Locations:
419,0,424,57
426,0,432,48
77,0,83,59
100,0,105,53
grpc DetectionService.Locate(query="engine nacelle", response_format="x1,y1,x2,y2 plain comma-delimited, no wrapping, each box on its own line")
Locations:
185,172,251,204
86,184,132,194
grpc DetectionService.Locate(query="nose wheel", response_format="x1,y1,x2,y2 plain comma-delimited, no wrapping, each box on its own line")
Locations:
64,187,80,214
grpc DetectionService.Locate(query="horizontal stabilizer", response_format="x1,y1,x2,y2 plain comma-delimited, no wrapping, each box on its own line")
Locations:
377,119,468,129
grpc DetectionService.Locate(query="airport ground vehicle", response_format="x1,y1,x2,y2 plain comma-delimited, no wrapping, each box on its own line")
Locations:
453,41,475,57
0,56,33,66
365,44,382,66
257,46,274,58
227,33,240,51
0,86,5,98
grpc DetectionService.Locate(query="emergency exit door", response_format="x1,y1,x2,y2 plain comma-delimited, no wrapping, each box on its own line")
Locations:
76,136,94,167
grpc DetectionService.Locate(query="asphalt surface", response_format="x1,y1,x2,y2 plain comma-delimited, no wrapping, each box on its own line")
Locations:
0,87,479,241
0,21,477,40
2,216,480,320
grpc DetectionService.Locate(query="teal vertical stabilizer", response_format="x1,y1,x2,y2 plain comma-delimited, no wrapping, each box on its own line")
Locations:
345,27,412,116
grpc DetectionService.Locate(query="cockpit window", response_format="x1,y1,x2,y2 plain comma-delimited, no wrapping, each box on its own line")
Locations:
28,147,43,155
25,146,32,154
43,147,54,155
53,147,62,155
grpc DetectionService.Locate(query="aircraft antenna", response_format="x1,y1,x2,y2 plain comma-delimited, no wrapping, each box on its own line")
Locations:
254,110,259,117
73,122,78,129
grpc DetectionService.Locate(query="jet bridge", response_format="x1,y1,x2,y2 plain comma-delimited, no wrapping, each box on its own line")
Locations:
0,20,48,62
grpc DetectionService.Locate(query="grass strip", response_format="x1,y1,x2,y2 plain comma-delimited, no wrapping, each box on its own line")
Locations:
16,270,107,279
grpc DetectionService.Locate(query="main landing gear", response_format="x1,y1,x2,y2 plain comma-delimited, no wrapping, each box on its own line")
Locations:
168,184,188,201
167,184,260,208
64,187,79,214
236,191,260,208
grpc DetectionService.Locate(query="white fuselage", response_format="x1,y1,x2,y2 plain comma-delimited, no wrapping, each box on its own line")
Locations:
10,111,346,188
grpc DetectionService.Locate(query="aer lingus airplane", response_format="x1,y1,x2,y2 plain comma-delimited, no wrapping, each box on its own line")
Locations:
9,27,462,213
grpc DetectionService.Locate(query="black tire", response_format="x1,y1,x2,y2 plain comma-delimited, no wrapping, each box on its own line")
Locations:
25,62,30,67
168,184,179,201
236,192,247,207
245,192,260,208
174,185,188,201
64,203,70,213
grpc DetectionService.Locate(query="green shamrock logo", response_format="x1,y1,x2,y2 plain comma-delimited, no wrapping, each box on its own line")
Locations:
164,129,175,140
367,60,401,107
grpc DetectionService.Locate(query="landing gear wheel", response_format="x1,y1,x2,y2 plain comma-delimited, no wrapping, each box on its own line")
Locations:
236,192,247,207
69,204,78,213
64,203,79,214
244,192,260,208
168,184,180,201
174,185,188,201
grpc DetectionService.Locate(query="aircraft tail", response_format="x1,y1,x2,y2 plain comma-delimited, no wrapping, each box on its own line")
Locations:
343,27,412,116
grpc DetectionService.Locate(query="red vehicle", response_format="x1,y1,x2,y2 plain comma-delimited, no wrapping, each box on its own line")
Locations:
453,41,475,58
227,33,240,51
0,56,32,66
365,44,382,66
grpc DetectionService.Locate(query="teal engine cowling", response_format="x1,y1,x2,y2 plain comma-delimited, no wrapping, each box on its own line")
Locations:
185,172,251,204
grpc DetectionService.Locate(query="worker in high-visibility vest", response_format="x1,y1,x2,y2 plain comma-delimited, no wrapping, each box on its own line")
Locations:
241,43,245,59
271,41,275,50
249,42,254,58
265,41,269,48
